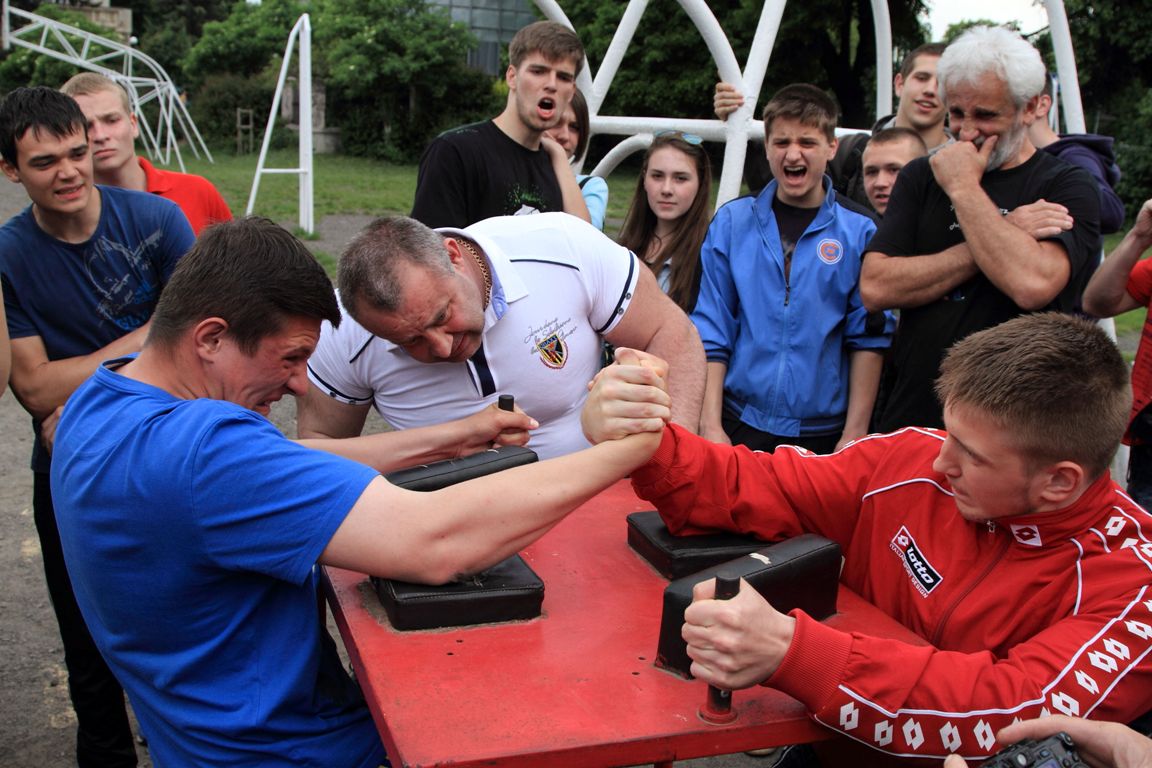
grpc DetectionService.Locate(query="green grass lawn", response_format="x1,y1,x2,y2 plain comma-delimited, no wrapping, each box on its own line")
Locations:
180,147,652,239
181,149,420,222
1113,305,1146,340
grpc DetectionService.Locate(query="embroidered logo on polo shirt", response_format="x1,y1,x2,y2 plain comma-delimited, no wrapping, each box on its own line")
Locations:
536,332,567,368
890,526,943,596
817,238,844,265
525,316,576,370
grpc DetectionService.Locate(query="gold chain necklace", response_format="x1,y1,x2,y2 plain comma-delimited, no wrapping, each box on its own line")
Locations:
458,239,491,309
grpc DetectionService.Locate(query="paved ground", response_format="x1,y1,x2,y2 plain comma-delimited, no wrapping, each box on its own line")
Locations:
0,180,781,766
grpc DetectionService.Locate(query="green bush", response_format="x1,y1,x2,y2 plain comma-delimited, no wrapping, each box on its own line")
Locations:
332,66,501,164
1115,140,1152,225
313,0,496,163
188,73,286,153
177,0,499,163
183,0,308,93
1110,84,1152,225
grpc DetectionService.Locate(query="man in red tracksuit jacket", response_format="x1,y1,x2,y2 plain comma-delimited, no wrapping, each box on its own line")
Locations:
589,314,1152,762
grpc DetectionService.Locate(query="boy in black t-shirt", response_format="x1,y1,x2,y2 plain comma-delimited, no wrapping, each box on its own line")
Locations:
410,21,590,228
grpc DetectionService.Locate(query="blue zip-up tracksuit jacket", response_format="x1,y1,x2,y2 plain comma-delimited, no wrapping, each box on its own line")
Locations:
690,178,895,437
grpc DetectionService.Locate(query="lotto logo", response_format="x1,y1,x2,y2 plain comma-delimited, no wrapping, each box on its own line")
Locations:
890,525,943,596
1010,524,1042,547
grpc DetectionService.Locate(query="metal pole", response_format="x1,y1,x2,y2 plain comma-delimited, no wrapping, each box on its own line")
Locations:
299,15,314,234
246,17,303,217
1044,0,1085,133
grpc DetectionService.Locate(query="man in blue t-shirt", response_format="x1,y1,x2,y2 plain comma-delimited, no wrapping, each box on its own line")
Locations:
50,216,667,767
0,86,194,766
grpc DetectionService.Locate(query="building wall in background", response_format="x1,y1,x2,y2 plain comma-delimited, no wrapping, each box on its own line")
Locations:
428,0,537,75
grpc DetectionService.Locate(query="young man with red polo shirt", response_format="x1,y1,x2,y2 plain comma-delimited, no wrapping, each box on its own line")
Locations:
61,72,231,234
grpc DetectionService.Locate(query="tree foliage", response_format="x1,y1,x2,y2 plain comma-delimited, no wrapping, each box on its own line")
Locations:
313,0,497,162
1051,0,1152,220
177,1,307,151
183,0,309,92
941,19,1016,42
177,0,494,161
315,0,472,101
109,0,234,83
115,0,234,40
1062,0,1152,111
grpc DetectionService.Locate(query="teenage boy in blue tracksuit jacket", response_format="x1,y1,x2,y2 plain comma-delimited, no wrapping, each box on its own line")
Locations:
692,83,895,455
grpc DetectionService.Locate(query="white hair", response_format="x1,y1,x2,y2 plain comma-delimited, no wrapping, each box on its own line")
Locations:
937,26,1046,108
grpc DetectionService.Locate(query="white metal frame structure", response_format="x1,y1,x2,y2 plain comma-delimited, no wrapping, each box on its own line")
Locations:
534,0,1083,209
241,1,1084,245
245,13,313,235
1,0,212,170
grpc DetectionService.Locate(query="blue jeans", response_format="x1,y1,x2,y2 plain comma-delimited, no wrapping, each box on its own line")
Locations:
33,472,137,767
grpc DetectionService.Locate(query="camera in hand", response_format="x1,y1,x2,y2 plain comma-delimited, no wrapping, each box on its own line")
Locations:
979,732,1086,768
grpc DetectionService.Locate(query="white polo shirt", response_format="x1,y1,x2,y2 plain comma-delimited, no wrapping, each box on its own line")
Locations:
307,213,640,459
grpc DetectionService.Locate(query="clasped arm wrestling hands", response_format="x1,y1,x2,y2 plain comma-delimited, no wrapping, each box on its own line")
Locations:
416,344,674,457
301,345,674,472
581,346,671,443
584,348,794,692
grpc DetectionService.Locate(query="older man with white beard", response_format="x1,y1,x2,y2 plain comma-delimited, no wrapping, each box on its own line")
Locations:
859,25,1101,433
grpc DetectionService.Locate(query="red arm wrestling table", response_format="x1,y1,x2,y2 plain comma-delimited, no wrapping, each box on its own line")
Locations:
322,479,925,768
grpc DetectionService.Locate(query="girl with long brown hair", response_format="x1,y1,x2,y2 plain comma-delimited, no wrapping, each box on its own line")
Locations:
618,132,713,313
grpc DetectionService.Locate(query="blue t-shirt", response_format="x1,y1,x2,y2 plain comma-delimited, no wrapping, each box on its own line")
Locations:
0,185,194,471
51,359,386,768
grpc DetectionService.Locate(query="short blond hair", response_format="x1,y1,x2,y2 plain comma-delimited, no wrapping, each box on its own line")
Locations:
60,72,131,114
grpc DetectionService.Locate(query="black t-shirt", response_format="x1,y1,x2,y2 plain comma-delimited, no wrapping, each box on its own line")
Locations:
772,196,821,285
867,150,1102,432
410,120,564,228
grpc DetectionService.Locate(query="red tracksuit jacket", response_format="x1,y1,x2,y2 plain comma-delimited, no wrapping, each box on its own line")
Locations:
631,425,1152,761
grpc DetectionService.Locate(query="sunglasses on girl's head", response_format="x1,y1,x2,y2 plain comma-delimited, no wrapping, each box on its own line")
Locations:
654,130,704,146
